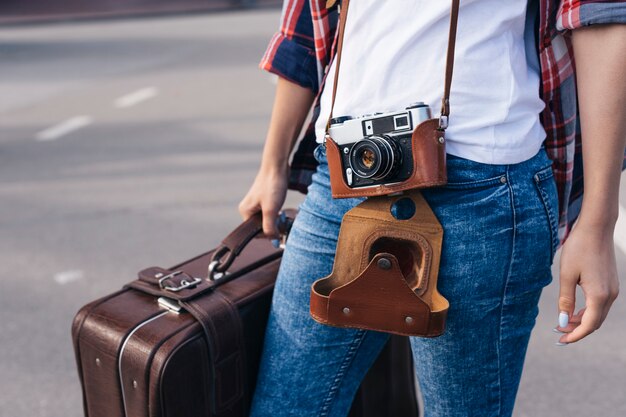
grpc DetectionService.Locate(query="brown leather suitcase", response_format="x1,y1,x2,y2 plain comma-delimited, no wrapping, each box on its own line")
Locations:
72,211,420,417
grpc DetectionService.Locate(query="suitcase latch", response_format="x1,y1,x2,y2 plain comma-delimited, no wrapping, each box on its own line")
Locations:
158,296,185,313
156,270,202,292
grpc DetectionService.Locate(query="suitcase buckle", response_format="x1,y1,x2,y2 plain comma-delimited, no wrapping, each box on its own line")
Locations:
157,270,202,292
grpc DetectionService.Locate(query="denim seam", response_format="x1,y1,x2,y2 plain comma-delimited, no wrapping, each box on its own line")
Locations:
497,167,516,417
317,329,367,417
534,173,559,263
444,175,508,190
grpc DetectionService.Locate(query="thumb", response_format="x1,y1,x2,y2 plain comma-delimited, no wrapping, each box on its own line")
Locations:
558,262,578,328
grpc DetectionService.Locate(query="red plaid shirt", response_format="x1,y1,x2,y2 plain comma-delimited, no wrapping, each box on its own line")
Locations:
259,0,626,244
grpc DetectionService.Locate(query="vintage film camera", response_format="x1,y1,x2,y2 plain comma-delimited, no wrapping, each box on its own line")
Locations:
328,102,432,189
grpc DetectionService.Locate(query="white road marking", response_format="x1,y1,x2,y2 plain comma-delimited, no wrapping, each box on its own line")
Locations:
114,87,158,109
54,270,85,285
615,204,626,255
36,115,92,141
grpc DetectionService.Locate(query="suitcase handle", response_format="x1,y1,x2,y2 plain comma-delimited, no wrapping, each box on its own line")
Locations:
208,209,296,279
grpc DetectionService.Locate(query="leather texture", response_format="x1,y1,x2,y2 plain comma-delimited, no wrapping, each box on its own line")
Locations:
210,209,296,274
441,0,460,119
72,211,421,417
327,118,447,198
72,238,280,417
324,0,350,133
310,191,449,337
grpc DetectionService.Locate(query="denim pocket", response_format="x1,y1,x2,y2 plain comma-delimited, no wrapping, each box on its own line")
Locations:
443,155,508,190
444,174,508,190
533,165,560,263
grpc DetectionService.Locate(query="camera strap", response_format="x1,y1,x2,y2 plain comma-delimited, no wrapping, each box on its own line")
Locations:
325,0,460,134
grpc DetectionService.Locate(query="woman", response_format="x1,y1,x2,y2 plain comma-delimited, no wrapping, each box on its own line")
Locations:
239,0,626,415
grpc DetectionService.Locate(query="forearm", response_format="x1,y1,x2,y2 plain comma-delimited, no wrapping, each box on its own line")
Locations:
572,24,626,231
260,77,315,173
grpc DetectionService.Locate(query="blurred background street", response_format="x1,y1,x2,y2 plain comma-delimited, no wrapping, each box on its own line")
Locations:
0,6,625,417
0,0,280,24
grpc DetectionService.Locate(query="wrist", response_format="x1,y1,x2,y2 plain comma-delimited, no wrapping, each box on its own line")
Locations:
259,158,290,177
577,199,619,233
573,214,617,238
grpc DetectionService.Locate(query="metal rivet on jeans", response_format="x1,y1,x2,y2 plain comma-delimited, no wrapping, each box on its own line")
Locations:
405,316,414,324
377,257,392,270
500,176,507,184
343,307,350,315
95,358,101,367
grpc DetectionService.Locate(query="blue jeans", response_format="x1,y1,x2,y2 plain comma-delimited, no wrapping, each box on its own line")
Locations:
250,145,559,417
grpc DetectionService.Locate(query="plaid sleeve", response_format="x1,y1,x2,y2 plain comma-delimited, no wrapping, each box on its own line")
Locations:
556,0,626,30
259,0,319,92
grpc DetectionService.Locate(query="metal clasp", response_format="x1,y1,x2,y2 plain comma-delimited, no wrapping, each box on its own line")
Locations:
157,270,201,292
207,261,230,281
157,297,184,313
438,115,448,130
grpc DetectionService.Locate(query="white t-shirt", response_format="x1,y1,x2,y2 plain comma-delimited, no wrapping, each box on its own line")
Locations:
314,0,546,165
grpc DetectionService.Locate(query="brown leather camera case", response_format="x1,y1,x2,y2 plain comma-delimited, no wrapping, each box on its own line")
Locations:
326,118,447,199
310,191,449,337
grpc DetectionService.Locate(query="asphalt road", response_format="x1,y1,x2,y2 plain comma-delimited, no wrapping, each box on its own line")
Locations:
0,0,281,25
0,10,625,417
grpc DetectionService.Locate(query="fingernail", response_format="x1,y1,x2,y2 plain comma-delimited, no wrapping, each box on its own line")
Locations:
552,327,565,334
558,311,569,328
270,239,280,248
555,342,568,347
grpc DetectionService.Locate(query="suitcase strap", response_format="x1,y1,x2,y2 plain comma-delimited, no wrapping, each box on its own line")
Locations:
130,271,250,414
182,292,247,416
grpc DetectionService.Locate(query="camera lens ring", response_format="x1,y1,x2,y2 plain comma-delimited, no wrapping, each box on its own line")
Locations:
349,138,382,179
374,136,398,180
348,136,400,180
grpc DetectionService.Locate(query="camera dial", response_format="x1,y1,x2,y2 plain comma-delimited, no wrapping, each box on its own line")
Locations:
329,116,353,125
349,136,401,180
406,101,427,109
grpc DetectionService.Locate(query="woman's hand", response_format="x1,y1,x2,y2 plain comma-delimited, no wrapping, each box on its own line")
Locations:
238,165,289,238
236,76,314,237
554,24,626,345
556,222,619,344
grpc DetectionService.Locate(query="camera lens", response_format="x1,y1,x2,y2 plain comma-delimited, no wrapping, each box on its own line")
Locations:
360,148,376,169
349,136,400,180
